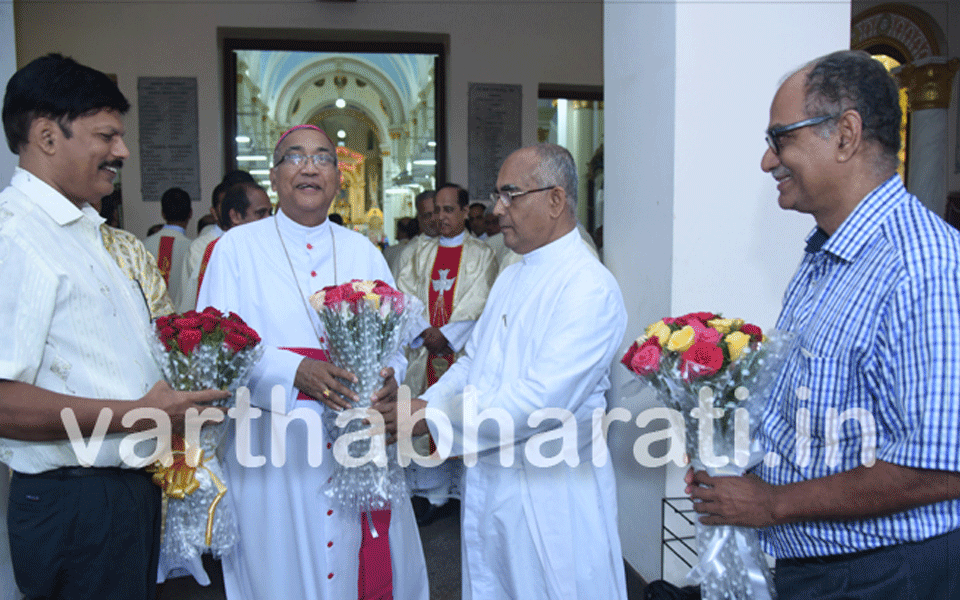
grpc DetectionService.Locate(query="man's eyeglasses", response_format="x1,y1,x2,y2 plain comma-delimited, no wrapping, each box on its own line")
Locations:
489,186,555,207
765,114,837,155
276,152,337,168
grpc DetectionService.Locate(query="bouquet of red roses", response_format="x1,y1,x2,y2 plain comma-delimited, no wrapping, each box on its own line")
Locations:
309,279,410,513
623,312,789,600
150,307,263,585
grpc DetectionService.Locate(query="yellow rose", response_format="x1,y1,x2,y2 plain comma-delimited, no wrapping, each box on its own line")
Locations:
645,320,672,347
666,326,696,352
707,318,734,335
352,280,376,294
724,331,750,360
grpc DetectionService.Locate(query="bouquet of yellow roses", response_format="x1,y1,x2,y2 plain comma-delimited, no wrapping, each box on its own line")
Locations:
623,312,789,600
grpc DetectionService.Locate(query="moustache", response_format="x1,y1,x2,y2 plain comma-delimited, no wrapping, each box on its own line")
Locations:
100,159,124,170
771,165,792,181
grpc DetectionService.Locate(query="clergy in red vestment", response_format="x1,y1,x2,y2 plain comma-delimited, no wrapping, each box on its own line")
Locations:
397,183,497,513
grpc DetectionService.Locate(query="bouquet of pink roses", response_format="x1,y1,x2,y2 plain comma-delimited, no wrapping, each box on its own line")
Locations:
149,307,263,585
623,312,789,600
309,279,410,513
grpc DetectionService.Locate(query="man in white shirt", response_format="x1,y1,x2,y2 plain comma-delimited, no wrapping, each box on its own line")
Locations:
401,143,628,600
198,124,428,600
142,186,192,307
0,53,225,600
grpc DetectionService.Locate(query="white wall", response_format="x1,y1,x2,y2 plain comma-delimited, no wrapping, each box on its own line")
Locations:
14,0,602,238
605,0,850,584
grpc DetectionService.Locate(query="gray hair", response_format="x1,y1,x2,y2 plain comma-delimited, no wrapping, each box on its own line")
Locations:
801,50,901,172
530,143,578,215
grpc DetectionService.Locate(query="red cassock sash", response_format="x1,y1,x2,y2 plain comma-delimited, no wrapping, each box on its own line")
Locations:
195,238,220,303
280,346,393,600
426,245,463,386
156,235,175,285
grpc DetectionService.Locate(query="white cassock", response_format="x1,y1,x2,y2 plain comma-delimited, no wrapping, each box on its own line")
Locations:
142,225,191,308
198,210,429,600
420,228,628,600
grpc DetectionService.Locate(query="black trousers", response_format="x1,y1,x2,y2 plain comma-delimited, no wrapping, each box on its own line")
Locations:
7,467,161,600
774,527,960,599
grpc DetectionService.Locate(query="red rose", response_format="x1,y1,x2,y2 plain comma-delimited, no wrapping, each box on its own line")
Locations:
182,309,200,319
621,341,640,368
227,311,244,323
201,306,220,316
159,326,178,342
629,337,662,376
177,329,203,355
322,285,349,309
224,332,250,352
155,315,173,330
740,323,763,342
198,313,218,333
240,325,261,344
219,319,239,333
174,317,201,330
675,312,717,328
680,341,724,381
345,291,367,305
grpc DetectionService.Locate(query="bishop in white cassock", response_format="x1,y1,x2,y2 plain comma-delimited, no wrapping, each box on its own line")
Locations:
198,125,428,600
407,144,628,600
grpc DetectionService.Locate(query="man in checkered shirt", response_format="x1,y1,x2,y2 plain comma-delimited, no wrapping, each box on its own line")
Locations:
687,50,960,599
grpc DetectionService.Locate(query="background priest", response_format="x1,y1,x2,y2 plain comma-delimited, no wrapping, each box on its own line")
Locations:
402,143,628,600
397,183,497,520
142,186,192,307
198,124,428,600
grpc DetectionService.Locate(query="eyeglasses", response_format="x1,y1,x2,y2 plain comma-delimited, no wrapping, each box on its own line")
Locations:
489,185,555,207
765,114,837,155
276,152,337,168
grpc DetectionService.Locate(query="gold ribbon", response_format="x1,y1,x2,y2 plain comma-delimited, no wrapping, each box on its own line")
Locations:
147,435,229,546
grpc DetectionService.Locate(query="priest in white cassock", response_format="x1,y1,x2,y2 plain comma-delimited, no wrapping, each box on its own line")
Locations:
397,183,497,513
402,143,628,600
142,186,192,307
198,125,428,600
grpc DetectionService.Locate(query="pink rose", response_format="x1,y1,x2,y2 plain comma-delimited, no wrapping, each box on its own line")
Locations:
629,337,662,376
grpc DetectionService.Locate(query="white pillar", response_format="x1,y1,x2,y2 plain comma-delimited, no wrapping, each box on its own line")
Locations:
895,57,960,216
604,0,850,584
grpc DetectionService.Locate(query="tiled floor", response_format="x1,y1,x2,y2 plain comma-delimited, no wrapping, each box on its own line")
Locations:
157,507,647,599
157,505,462,600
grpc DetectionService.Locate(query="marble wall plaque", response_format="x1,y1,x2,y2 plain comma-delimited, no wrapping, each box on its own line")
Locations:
138,77,201,204
468,83,521,202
